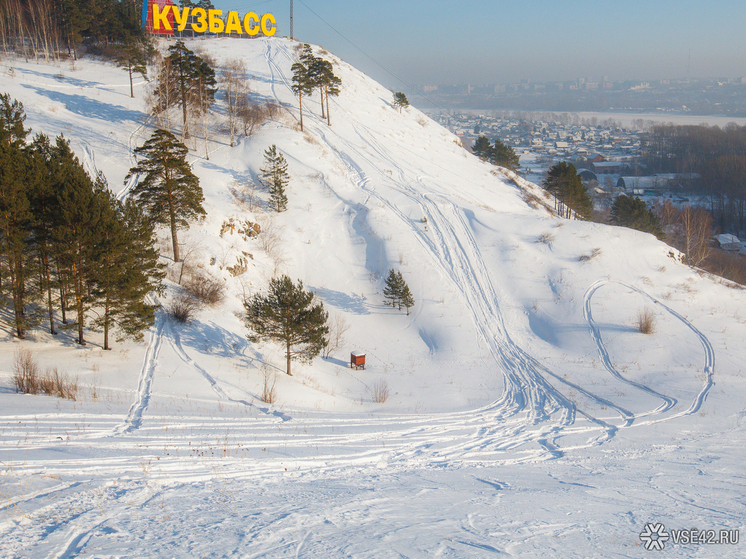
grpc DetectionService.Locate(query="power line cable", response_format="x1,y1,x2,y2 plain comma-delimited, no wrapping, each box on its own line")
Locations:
295,0,450,114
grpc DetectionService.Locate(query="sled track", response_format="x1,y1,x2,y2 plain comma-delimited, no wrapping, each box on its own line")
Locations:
115,312,165,435
584,280,715,422
309,111,618,457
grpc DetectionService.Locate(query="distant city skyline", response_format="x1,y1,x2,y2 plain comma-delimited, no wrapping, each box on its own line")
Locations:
216,1,746,91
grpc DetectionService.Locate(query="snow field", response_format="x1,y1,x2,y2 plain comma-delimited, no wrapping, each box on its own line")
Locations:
0,37,745,557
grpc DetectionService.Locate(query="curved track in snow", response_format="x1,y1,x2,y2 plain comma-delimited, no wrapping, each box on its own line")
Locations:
584,279,715,422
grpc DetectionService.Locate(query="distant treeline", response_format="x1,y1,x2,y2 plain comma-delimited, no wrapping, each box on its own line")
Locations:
642,123,746,234
0,0,146,61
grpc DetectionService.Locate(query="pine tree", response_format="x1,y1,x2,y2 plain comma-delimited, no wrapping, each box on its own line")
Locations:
0,94,33,338
91,182,164,350
304,52,342,125
610,194,664,240
261,144,289,212
383,269,415,314
398,272,415,315
125,129,206,263
491,139,520,172
543,162,593,220
51,135,106,346
153,41,217,138
291,45,316,132
393,92,409,112
472,136,492,161
28,133,61,336
383,268,400,308
115,38,149,98
320,60,341,126
244,275,329,376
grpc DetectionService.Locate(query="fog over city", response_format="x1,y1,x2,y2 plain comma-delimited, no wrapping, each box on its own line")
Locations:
221,0,746,88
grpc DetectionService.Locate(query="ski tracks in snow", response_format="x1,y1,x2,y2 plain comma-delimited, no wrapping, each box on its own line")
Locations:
584,279,715,422
300,94,719,458
114,312,165,436
309,114,588,458
107,43,716,465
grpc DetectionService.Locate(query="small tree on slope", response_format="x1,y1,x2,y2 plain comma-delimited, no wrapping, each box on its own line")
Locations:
383,268,401,308
393,92,409,112
261,144,289,212
491,139,520,172
244,275,329,376
399,277,415,315
383,269,414,314
115,38,149,98
471,136,492,161
610,194,664,240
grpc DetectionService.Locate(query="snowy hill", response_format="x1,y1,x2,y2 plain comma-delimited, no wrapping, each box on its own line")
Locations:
1,38,745,557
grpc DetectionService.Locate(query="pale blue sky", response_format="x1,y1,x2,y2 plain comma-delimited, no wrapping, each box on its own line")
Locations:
215,1,746,87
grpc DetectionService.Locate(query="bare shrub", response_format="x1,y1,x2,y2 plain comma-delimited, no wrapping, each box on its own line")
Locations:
12,348,40,394
43,368,78,400
637,306,656,334
579,247,602,262
681,206,712,267
229,180,259,212
221,58,250,146
261,367,277,404
264,101,281,119
523,192,542,209
371,379,390,403
323,312,350,358
237,99,267,136
258,219,285,274
537,232,555,245
184,271,225,306
169,292,199,324
13,350,78,400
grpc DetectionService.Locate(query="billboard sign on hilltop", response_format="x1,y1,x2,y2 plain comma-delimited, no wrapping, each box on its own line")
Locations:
142,0,276,37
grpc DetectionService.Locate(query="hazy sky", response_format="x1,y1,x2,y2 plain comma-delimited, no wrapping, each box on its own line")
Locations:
214,1,746,88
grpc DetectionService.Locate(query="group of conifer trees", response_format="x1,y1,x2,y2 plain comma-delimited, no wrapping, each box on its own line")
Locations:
0,0,147,61
383,269,415,315
150,40,216,139
0,94,164,347
291,44,342,130
542,161,593,220
472,136,520,172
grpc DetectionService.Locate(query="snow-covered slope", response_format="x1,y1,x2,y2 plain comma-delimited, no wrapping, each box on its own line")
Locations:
1,38,745,557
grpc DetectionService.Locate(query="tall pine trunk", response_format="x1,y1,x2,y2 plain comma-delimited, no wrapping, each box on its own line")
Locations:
326,86,331,126
71,249,86,346
285,309,292,375
39,250,55,335
9,249,25,339
103,293,111,350
56,260,68,324
286,338,292,376
169,200,180,263
180,81,189,138
298,91,304,132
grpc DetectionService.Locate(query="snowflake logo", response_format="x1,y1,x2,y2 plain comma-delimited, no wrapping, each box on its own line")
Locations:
640,523,670,551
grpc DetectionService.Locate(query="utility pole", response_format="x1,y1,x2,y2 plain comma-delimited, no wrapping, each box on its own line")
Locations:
290,0,294,39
